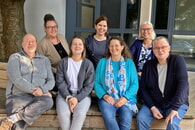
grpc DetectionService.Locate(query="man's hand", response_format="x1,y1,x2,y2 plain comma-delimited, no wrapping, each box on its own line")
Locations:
43,92,52,97
103,95,115,105
114,97,127,107
151,106,163,119
32,87,43,96
138,72,142,77
165,110,181,125
68,97,78,113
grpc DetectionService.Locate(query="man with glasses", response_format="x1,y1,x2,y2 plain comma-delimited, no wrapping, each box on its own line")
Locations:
136,36,189,130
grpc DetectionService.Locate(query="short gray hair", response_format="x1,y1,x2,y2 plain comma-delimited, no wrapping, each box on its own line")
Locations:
153,36,170,46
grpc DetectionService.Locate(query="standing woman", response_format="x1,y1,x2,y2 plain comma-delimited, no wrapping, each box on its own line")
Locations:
94,36,138,130
85,16,111,68
56,36,94,130
130,21,156,78
37,14,70,92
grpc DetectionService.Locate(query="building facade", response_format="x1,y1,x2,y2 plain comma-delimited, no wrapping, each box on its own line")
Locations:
21,0,195,70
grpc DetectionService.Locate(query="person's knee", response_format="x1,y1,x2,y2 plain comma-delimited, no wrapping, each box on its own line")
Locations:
136,112,143,122
136,106,152,122
73,111,87,119
166,117,181,130
42,96,53,109
136,112,150,125
167,122,180,130
57,111,71,120
118,111,133,124
99,101,113,114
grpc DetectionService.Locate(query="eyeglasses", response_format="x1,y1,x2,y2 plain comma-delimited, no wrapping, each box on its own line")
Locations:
23,40,36,44
46,25,58,30
109,44,121,48
141,28,152,31
153,46,169,51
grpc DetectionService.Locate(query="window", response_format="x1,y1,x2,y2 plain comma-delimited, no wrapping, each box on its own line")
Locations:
152,0,195,70
66,0,140,46
175,0,195,31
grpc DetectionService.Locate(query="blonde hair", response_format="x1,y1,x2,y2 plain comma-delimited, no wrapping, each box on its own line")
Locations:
138,21,156,40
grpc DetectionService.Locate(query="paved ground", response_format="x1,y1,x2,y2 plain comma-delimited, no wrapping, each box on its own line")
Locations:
185,71,195,117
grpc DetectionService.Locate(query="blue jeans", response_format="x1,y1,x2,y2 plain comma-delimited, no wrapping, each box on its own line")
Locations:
98,99,134,130
136,104,188,130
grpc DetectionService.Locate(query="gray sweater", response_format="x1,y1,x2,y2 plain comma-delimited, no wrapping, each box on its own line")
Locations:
6,51,55,98
56,57,94,101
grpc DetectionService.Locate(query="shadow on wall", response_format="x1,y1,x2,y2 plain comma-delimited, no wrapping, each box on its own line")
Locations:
24,0,66,42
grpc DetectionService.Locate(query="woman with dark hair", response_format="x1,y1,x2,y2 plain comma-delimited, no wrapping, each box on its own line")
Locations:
85,16,111,68
94,36,138,130
37,13,69,92
56,36,94,130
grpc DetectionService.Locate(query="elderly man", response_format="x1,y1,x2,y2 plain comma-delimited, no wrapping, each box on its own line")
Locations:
136,36,189,130
0,34,55,130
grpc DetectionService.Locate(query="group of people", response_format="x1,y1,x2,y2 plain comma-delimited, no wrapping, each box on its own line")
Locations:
0,14,189,130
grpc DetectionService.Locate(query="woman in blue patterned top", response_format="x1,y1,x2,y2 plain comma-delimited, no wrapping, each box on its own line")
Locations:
130,21,156,78
94,36,138,130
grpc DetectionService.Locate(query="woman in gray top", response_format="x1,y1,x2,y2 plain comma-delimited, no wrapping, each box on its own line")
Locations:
56,35,94,130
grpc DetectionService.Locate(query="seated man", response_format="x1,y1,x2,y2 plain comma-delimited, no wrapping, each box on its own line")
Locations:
0,34,55,130
136,36,189,130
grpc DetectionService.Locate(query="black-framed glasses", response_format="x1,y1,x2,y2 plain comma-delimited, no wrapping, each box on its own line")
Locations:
46,25,58,30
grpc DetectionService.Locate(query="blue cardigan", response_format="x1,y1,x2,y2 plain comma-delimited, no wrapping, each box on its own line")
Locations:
130,39,155,71
94,58,139,103
140,55,189,111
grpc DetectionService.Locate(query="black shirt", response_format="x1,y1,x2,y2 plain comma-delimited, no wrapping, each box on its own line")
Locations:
54,42,68,58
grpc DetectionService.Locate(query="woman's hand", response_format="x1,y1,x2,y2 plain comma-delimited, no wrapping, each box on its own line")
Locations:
68,97,78,113
114,97,127,107
103,95,115,105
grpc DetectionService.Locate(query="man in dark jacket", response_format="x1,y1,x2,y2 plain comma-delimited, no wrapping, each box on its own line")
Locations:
136,36,189,130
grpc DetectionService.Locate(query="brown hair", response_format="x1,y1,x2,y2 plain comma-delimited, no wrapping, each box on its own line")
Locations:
105,36,132,60
95,16,109,36
69,35,86,59
43,14,57,27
